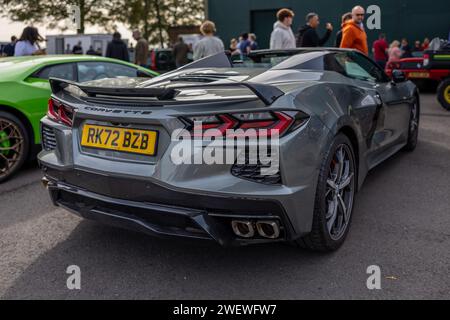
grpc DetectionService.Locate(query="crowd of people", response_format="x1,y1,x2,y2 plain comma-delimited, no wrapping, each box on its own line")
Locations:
171,21,259,66
372,35,431,69
1,27,46,57
182,5,436,71
0,6,440,73
265,5,433,67
0,26,151,68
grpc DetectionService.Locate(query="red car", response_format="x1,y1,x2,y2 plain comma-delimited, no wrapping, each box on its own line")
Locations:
385,57,446,82
386,39,450,110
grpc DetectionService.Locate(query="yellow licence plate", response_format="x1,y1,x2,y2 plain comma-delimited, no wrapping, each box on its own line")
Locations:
81,124,158,156
408,72,430,78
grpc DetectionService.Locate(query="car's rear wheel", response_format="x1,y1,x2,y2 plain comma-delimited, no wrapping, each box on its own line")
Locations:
437,78,450,111
0,111,29,183
403,95,420,152
296,134,356,252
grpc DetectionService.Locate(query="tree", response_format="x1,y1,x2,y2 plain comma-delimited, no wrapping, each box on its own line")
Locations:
1,0,205,44
0,0,115,34
112,0,205,46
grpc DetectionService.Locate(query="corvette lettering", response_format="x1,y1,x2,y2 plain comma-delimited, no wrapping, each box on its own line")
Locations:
85,106,152,115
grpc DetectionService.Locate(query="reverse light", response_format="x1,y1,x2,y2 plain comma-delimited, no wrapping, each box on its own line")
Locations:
47,98,74,126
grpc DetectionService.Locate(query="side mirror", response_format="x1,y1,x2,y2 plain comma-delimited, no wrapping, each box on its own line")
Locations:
392,70,406,83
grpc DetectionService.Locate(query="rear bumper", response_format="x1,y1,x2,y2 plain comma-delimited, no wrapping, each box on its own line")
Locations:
42,171,295,247
38,110,325,245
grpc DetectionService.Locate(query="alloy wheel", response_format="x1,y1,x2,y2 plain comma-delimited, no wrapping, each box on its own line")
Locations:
410,101,419,135
325,144,355,241
0,118,24,180
445,85,450,105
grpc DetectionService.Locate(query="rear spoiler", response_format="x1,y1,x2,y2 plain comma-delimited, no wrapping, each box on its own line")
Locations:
49,78,176,100
49,78,285,106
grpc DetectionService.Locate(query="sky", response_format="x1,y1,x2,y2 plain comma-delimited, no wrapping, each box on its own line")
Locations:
0,17,133,44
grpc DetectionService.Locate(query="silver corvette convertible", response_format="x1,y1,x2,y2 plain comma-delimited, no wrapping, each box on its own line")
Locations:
38,49,420,251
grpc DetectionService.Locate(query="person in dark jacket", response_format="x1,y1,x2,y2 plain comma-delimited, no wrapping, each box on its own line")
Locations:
86,46,97,55
401,38,412,58
297,12,333,47
335,12,352,48
172,36,190,68
412,40,422,53
2,36,17,56
106,32,130,62
72,41,83,54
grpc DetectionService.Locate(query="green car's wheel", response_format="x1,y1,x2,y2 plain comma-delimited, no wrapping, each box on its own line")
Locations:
0,111,29,183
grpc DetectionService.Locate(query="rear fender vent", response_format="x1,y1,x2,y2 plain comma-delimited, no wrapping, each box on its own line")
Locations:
42,125,57,151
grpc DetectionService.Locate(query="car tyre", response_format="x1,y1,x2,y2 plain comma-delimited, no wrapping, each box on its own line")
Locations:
296,133,356,252
403,95,420,152
0,111,30,183
437,78,450,111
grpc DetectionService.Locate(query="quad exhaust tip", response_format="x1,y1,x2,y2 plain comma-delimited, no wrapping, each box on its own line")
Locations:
256,221,280,239
231,221,255,238
41,177,50,189
231,220,281,239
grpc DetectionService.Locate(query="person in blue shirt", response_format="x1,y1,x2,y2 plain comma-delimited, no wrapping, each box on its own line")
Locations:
249,33,258,51
238,33,251,59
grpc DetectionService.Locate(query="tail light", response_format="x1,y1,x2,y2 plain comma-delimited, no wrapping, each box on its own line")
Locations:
47,98,74,127
182,111,308,138
150,51,157,70
190,114,236,137
423,54,430,67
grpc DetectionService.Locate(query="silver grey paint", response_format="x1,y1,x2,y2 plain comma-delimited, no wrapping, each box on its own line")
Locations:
38,49,418,240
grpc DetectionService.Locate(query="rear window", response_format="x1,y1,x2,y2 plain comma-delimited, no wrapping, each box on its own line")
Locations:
234,51,346,74
233,53,293,68
33,63,76,81
77,62,138,82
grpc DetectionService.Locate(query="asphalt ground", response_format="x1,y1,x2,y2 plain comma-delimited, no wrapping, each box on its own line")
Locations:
0,93,449,299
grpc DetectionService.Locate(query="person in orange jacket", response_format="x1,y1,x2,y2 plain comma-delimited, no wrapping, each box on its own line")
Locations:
340,6,369,55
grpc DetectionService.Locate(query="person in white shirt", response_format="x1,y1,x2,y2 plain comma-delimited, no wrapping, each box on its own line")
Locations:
193,20,224,60
270,8,297,50
14,26,45,56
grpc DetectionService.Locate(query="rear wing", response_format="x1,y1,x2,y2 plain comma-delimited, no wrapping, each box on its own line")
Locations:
48,78,284,106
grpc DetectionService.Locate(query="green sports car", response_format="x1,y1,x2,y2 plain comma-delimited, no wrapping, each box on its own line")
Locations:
0,55,158,182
